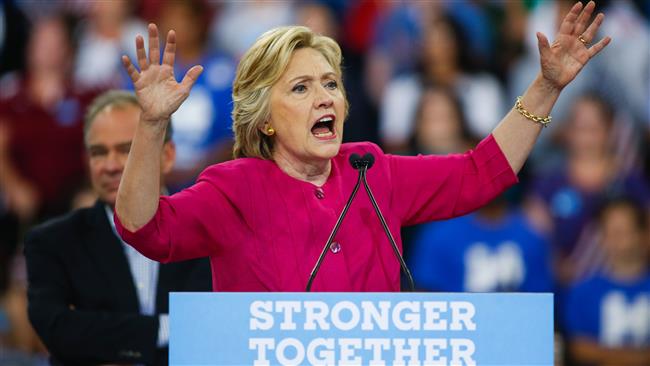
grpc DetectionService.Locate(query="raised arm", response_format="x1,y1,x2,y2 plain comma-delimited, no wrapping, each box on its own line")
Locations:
116,24,203,231
492,1,610,173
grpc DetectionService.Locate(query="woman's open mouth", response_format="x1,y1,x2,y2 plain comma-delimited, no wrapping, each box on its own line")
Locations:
311,115,336,140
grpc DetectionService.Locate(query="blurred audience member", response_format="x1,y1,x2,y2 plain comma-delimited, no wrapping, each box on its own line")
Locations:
489,1,529,82
25,91,212,365
527,94,650,285
563,198,650,366
596,0,649,125
410,195,553,293
408,85,475,155
296,1,339,39
0,14,94,228
340,0,384,56
363,1,427,105
157,0,236,191
405,84,551,293
210,0,293,59
397,84,474,258
380,13,505,153
442,1,494,71
74,0,147,89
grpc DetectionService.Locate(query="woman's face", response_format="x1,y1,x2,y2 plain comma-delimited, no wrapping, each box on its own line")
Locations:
159,2,204,50
567,99,610,154
416,90,463,153
423,21,458,68
267,47,345,164
92,0,128,25
601,206,647,262
27,19,71,74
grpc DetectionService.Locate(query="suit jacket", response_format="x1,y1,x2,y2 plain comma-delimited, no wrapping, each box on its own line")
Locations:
24,201,212,365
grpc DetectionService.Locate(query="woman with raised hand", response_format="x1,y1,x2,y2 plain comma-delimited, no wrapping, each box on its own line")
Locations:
115,1,610,291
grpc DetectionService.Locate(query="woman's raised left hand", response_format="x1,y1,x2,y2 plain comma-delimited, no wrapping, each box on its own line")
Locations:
536,1,611,92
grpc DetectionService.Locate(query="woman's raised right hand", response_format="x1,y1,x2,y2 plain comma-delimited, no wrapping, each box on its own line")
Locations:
121,23,203,124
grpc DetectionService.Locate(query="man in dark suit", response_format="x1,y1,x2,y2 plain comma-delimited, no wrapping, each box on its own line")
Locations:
24,90,212,365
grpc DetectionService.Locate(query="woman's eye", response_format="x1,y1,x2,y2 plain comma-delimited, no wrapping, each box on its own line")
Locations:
325,80,338,89
292,84,306,93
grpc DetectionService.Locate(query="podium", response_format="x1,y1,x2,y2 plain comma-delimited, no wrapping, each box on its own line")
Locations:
169,292,553,365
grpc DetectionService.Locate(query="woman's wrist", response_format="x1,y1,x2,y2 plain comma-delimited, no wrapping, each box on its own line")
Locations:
138,117,170,136
519,73,562,117
533,73,563,97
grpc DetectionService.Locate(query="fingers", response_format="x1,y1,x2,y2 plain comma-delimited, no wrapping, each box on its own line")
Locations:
588,36,611,58
536,32,551,59
148,23,160,65
162,30,177,67
559,2,583,35
573,1,595,36
121,55,140,83
181,65,204,91
581,12,605,43
135,35,148,71
134,24,163,71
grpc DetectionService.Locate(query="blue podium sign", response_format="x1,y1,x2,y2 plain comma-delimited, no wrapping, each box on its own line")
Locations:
170,293,552,366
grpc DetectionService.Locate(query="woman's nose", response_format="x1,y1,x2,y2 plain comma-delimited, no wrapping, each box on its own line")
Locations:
314,85,334,109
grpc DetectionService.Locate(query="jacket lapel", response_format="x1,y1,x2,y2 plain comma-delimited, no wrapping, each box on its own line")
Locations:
85,201,140,312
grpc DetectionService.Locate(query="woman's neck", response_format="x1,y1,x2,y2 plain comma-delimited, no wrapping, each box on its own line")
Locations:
273,151,331,187
426,63,459,86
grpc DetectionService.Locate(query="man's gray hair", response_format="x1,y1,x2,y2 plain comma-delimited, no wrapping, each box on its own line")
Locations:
84,90,173,145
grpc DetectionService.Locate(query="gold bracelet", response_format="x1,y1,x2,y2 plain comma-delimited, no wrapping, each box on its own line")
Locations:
514,96,552,127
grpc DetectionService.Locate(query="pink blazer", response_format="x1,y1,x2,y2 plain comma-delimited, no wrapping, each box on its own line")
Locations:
115,135,517,292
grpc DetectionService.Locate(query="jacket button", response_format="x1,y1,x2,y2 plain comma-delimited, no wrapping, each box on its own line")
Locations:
330,241,341,254
314,187,325,199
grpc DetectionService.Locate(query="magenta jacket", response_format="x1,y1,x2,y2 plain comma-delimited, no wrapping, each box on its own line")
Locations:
115,135,517,292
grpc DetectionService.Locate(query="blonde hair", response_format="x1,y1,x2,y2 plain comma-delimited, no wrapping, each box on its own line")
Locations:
232,25,348,159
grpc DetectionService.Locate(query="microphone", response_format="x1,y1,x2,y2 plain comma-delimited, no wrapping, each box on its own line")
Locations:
306,152,415,292
349,153,374,170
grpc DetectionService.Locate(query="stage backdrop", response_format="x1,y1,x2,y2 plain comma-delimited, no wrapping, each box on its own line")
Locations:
170,292,553,366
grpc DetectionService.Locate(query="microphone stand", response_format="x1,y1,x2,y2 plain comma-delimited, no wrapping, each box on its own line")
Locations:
305,164,364,292
305,153,415,292
360,166,415,292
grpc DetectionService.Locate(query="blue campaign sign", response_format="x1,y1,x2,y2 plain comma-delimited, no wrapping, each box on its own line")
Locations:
170,292,553,366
